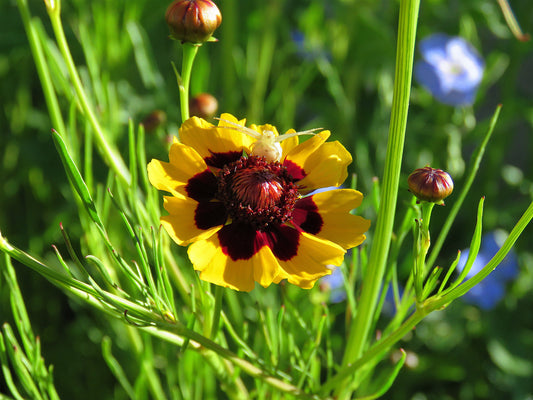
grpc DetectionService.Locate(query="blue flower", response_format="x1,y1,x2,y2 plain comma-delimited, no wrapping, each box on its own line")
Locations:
456,231,519,310
382,284,399,317
290,30,329,61
319,267,347,303
414,34,484,106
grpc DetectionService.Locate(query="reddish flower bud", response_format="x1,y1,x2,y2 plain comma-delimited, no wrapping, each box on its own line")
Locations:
165,0,222,44
189,93,218,119
408,167,454,203
141,110,167,132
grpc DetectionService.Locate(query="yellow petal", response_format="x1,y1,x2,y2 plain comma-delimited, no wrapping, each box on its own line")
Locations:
309,189,371,249
312,188,364,210
277,232,345,288
279,128,299,158
316,213,369,249
188,233,283,291
160,195,223,246
252,247,282,288
284,130,330,166
296,141,352,194
147,142,207,197
249,123,279,137
179,114,254,159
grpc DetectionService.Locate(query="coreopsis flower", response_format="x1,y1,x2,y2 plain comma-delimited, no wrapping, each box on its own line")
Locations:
414,34,484,106
457,231,519,310
148,113,370,291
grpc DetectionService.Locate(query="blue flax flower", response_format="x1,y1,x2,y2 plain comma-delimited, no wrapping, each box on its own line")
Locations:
319,266,347,303
290,30,330,61
456,232,519,310
414,34,484,106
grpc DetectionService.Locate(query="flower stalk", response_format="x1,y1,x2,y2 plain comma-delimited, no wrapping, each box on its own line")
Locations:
178,43,200,122
324,198,533,397
436,199,533,305
16,0,65,136
339,0,420,394
413,202,435,301
45,0,131,186
427,105,502,268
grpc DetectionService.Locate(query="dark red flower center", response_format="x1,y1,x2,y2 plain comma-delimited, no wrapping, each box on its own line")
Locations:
216,156,299,230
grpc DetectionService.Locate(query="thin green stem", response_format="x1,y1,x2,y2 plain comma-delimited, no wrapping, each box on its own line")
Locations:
413,202,434,300
210,285,224,339
179,43,200,122
143,324,328,400
497,0,530,41
247,0,280,122
321,309,426,396
436,199,533,306
324,198,533,396
219,0,238,110
16,0,65,135
46,6,131,186
340,0,420,383
427,105,502,268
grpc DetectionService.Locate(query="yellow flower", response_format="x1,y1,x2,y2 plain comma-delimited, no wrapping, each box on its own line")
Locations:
148,113,370,291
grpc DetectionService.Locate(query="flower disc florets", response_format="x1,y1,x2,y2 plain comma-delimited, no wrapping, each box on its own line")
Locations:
217,156,299,230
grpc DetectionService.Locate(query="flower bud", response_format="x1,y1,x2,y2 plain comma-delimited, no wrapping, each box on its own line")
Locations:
189,93,218,119
165,0,222,44
408,167,454,203
141,110,167,132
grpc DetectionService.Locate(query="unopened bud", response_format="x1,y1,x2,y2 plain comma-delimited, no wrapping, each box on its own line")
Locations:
189,93,218,119
141,110,167,132
408,167,454,204
165,0,222,44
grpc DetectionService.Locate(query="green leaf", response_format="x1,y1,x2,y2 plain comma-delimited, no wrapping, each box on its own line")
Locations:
356,349,406,400
51,129,104,229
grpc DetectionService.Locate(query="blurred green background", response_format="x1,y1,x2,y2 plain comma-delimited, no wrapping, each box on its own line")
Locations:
1,0,533,398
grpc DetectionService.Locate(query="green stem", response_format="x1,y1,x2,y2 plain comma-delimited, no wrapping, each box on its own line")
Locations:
421,201,434,235
247,0,280,122
497,0,529,41
340,0,420,382
324,198,533,397
143,324,327,400
427,105,502,268
321,308,426,396
179,43,200,122
210,285,224,339
436,199,533,306
219,0,238,111
16,0,65,135
46,5,131,186
0,232,321,398
414,202,434,300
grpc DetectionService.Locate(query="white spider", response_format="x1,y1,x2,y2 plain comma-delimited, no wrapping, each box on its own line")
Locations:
214,118,322,162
